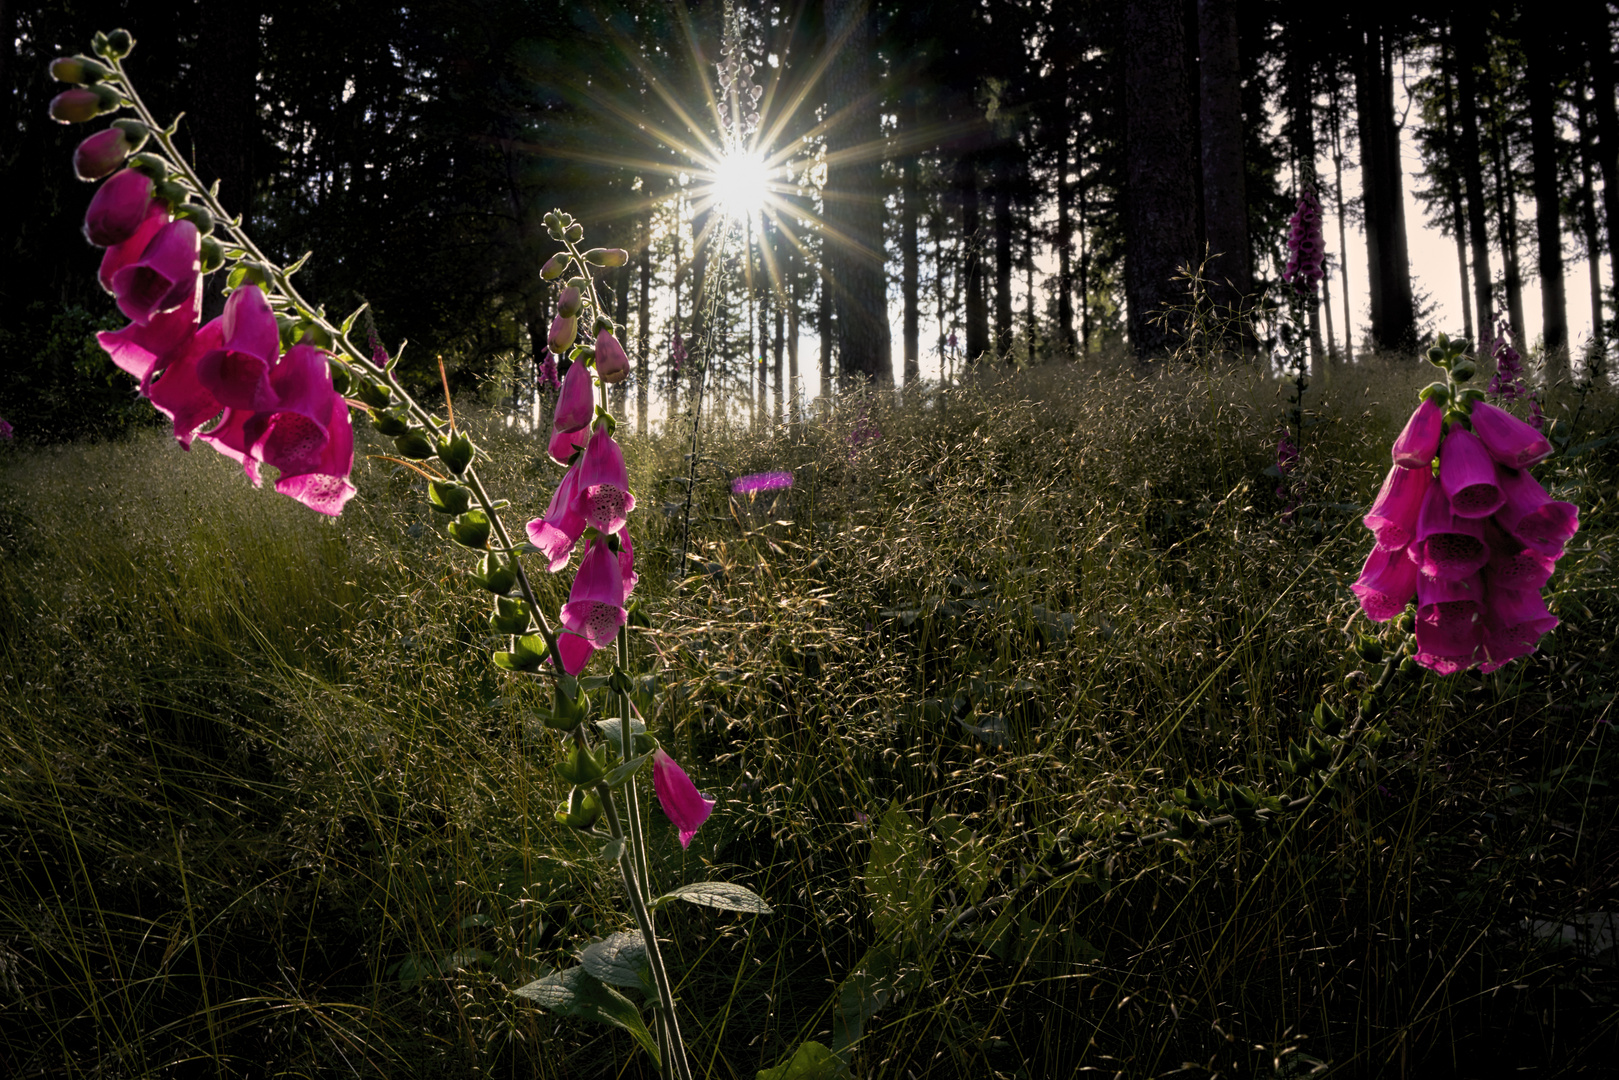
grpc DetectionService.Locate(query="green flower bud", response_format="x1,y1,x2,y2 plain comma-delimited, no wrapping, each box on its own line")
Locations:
199,236,225,273
1450,358,1476,383
127,152,168,181
50,55,111,84
540,252,569,280
447,509,491,549
295,321,333,350
1426,346,1447,368
556,286,583,318
368,408,410,436
100,29,135,61
110,118,150,150
583,247,628,267
564,223,584,243
437,431,476,474
494,633,549,672
489,595,531,635
549,678,590,729
469,551,517,595
355,379,392,409
428,479,472,514
174,203,214,235
554,744,606,786
394,430,435,460
1418,381,1450,404
554,787,602,830
153,180,190,208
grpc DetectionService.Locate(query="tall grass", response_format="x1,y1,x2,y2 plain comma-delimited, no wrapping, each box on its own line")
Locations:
1,355,1615,1078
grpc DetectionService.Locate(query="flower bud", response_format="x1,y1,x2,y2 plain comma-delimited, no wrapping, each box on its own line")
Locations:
127,152,168,181
554,744,606,786
556,286,583,318
428,479,473,514
154,180,190,208
199,236,225,273
489,595,532,635
175,203,214,235
369,408,410,436
540,252,568,280
594,330,629,384
50,55,111,84
50,86,112,124
355,379,392,409
437,431,476,474
494,633,549,673
593,314,614,335
447,509,492,549
98,29,135,61
73,127,134,180
110,118,150,148
82,168,154,246
394,430,435,460
549,314,578,354
1451,358,1476,383
554,787,602,830
564,223,584,243
469,551,517,595
583,247,628,267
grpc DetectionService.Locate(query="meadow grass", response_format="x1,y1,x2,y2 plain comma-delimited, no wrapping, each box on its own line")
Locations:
0,355,1615,1079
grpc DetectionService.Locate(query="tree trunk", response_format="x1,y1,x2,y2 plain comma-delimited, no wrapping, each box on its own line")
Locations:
1288,21,1325,371
190,0,260,319
1438,33,1473,341
823,0,893,386
1455,12,1495,340
1525,21,1570,382
958,155,989,362
902,93,921,389
1199,0,1251,329
1354,19,1415,349
1588,1,1619,340
613,229,631,420
1328,84,1356,361
788,240,801,420
819,254,833,403
1123,0,1199,358
1577,78,1606,359
637,208,650,435
993,158,1014,359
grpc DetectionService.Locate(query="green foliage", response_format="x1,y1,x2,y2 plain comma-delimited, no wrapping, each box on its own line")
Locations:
0,302,159,443
1,360,1616,1077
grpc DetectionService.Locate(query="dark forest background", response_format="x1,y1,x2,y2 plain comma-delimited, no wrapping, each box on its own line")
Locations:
5,0,1618,438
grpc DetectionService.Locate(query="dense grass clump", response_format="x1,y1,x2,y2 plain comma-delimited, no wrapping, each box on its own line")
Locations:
1,356,1615,1078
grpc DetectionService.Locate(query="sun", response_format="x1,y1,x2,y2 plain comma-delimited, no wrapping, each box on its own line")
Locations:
709,150,770,220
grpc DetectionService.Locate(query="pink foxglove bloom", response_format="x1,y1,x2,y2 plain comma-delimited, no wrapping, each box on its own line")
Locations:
553,358,594,433
548,425,588,466
652,749,714,849
1480,588,1560,673
1483,532,1557,593
594,331,629,384
733,471,794,495
195,286,282,411
73,127,134,181
275,391,356,516
97,292,199,384
1437,427,1504,519
1493,465,1579,558
0,417,11,440
146,318,227,448
549,314,578,355
526,465,588,572
83,168,155,246
109,219,200,325
98,198,168,294
575,427,635,534
1470,400,1553,469
617,527,638,602
1283,188,1325,292
1410,482,1488,581
1363,464,1430,552
1391,397,1443,468
1351,545,1419,622
561,536,629,649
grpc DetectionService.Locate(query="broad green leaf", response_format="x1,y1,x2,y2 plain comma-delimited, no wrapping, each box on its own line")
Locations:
579,930,651,992
757,1040,843,1080
605,752,651,788
867,802,932,942
830,943,921,1064
655,881,772,915
514,965,659,1063
930,810,990,905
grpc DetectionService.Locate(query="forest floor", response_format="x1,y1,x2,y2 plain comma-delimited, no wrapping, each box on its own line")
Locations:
1,353,1617,1079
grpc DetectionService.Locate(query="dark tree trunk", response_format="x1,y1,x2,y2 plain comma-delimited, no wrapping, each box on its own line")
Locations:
1354,18,1415,349
993,158,1013,359
1123,0,1199,357
788,238,801,418
958,155,989,362
1199,0,1251,325
1494,126,1528,340
1589,1,1619,338
1455,12,1495,340
902,93,921,389
819,253,833,403
1287,17,1324,367
1577,78,1606,356
189,0,260,319
637,209,650,435
1525,20,1569,381
823,0,893,386
1438,35,1473,341
1056,124,1076,356
613,231,630,419
1328,85,1356,361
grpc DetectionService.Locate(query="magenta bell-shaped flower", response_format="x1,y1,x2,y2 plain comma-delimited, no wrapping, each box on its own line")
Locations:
1410,481,1488,581
1493,465,1579,558
84,168,155,246
97,291,199,385
1363,464,1431,552
1351,544,1419,622
526,465,588,572
195,286,282,411
652,749,715,849
1469,401,1552,469
146,317,227,448
1479,587,1559,673
1391,397,1443,468
549,314,578,355
594,331,629,384
1483,528,1558,593
575,427,635,535
98,198,167,294
548,425,588,466
553,358,594,433
561,536,628,650
1438,427,1504,519
74,127,134,181
110,219,200,326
